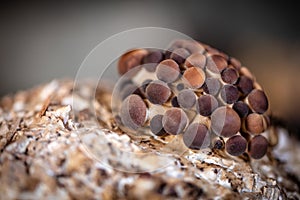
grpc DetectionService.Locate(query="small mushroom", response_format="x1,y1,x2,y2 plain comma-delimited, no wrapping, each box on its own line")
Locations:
156,59,180,83
120,94,148,130
229,57,242,69
225,135,247,156
177,89,196,109
184,52,206,69
206,54,228,73
211,106,241,137
202,77,221,96
232,101,249,118
146,80,171,105
237,76,254,95
183,123,210,150
220,84,239,104
247,89,269,114
221,66,239,84
118,49,148,75
183,67,206,89
143,50,164,72
245,113,267,134
196,95,218,116
248,135,268,159
162,108,188,135
150,114,167,136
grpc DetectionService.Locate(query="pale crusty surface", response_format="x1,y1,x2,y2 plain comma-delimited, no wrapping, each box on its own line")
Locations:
0,79,299,200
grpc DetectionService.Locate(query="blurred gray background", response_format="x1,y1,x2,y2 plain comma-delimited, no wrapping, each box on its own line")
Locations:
0,1,299,134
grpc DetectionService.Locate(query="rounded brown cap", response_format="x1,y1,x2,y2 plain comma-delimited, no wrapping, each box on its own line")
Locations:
237,76,254,95
183,123,210,150
183,67,206,89
118,49,148,75
196,94,218,116
202,77,221,96
146,80,171,105
143,50,164,72
177,89,196,109
245,113,266,134
229,57,242,69
248,135,268,159
162,108,188,135
206,54,228,73
247,89,269,114
184,52,206,69
156,59,180,83
220,85,239,104
232,101,249,118
120,94,147,130
150,114,166,136
221,67,239,84
225,135,247,156
211,106,241,137
240,67,254,79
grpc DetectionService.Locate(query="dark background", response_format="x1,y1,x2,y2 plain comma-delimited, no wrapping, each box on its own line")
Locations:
0,1,299,135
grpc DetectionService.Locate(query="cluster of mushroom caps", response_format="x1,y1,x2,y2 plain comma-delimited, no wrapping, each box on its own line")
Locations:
116,39,272,159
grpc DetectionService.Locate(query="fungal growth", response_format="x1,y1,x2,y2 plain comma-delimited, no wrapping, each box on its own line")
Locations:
225,135,247,156
115,39,273,159
120,94,147,130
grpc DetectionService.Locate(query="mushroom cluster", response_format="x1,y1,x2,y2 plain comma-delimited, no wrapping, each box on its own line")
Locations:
115,39,272,159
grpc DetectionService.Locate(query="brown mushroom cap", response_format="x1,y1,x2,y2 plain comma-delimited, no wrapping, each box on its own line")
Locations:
237,76,254,95
225,135,247,156
196,94,218,116
146,80,171,105
143,50,164,72
206,54,228,73
221,67,239,84
150,114,166,136
177,89,197,109
156,59,180,83
183,67,206,89
211,106,241,137
247,89,269,114
248,135,268,159
162,108,188,135
232,101,249,118
184,52,206,69
202,77,221,96
120,94,147,130
220,85,239,104
118,49,148,75
245,113,266,134
229,57,242,69
183,123,210,150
